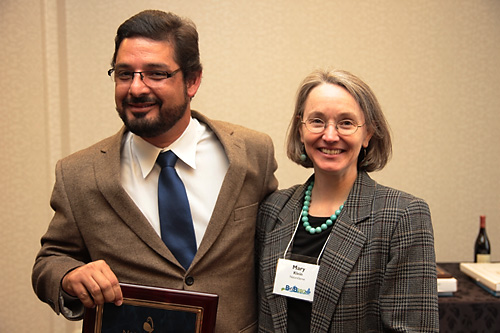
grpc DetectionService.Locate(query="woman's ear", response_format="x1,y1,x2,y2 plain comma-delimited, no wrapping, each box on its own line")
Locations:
298,116,304,143
362,127,373,148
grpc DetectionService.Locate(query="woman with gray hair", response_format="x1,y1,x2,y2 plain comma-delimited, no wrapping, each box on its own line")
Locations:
257,69,438,332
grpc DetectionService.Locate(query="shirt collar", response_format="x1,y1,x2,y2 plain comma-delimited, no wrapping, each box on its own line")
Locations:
132,117,203,178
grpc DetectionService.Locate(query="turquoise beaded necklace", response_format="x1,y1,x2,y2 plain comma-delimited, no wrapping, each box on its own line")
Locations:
301,181,344,235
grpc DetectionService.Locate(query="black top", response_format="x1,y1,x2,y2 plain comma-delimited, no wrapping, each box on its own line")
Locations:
287,215,333,333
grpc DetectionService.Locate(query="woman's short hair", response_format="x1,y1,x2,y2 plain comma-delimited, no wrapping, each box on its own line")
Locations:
111,10,202,83
286,69,392,172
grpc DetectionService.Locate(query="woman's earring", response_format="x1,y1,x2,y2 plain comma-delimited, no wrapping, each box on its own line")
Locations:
300,146,307,161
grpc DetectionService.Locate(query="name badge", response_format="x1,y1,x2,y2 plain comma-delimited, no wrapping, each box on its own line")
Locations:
272,258,320,302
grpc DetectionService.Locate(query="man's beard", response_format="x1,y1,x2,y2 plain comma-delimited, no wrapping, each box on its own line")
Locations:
117,91,189,138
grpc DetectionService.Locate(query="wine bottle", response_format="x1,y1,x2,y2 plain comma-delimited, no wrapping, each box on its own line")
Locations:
474,215,491,263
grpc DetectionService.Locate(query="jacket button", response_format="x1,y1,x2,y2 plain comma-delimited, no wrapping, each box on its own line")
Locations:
185,276,194,286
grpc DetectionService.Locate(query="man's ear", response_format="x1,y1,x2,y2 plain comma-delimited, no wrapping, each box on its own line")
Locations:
186,71,202,99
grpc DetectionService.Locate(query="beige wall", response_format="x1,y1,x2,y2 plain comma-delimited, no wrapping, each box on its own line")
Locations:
1,0,499,331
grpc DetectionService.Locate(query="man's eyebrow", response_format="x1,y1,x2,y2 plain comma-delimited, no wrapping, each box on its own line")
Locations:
114,63,173,70
114,63,132,70
144,63,171,70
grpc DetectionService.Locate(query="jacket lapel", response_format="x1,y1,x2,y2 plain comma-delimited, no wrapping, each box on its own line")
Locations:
189,111,248,261
94,128,177,263
310,172,374,332
265,184,307,331
310,218,367,332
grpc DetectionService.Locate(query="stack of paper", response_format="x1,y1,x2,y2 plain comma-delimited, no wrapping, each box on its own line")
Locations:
437,265,457,296
460,263,500,297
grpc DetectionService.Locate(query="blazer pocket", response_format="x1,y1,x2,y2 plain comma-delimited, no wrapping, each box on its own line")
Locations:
234,202,259,222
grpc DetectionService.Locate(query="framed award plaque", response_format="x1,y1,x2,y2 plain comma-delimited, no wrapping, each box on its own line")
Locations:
82,283,218,333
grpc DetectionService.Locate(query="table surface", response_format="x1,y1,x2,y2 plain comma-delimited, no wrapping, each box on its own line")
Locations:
438,262,500,303
438,262,500,333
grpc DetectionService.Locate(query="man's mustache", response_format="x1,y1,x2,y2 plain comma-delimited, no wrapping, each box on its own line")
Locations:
123,96,160,105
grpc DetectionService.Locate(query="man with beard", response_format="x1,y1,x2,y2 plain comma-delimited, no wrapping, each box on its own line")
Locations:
32,10,278,332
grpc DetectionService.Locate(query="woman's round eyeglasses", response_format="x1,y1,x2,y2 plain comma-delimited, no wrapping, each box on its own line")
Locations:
302,118,365,136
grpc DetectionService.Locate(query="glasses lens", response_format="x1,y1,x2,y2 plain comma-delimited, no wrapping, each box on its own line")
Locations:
142,71,170,87
306,118,326,133
112,70,135,83
337,120,358,135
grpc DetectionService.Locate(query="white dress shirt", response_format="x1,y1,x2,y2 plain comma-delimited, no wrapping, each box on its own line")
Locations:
120,117,229,248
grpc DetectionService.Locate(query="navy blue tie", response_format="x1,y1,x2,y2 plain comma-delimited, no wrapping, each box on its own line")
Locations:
157,151,196,270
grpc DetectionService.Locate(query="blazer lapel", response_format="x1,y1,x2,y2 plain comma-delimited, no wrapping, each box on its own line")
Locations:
310,218,367,332
94,128,177,263
310,172,375,332
190,111,248,261
265,185,307,331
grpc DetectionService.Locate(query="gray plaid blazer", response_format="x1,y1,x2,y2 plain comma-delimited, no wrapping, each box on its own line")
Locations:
257,171,439,332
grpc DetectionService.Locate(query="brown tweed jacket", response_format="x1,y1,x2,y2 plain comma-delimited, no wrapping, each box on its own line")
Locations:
32,111,278,333
257,171,439,332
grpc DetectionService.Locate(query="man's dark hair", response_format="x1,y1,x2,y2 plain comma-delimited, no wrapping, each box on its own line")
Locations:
111,10,202,82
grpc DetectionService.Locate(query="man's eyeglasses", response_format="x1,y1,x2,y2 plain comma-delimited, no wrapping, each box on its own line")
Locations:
301,118,365,136
107,68,181,87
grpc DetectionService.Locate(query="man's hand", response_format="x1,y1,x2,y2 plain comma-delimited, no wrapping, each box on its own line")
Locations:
62,260,123,308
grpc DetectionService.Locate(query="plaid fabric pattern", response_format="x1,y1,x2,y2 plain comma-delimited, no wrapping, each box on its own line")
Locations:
256,172,439,332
